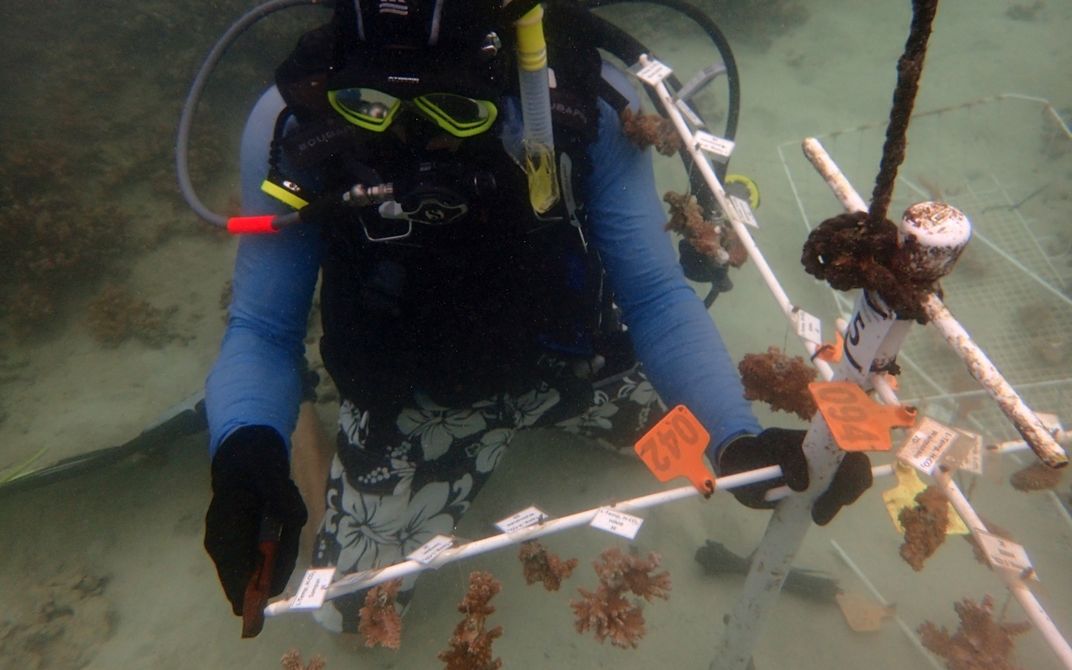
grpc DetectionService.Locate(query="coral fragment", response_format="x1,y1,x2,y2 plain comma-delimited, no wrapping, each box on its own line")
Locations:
571,547,670,649
358,579,403,650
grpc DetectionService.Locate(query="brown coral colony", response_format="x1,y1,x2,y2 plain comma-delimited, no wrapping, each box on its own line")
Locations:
519,540,578,592
438,571,504,670
738,346,817,421
898,485,949,572
358,579,403,650
620,107,683,156
571,547,671,649
919,596,1030,670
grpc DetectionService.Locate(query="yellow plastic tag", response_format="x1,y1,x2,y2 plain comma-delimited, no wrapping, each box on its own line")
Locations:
881,461,968,535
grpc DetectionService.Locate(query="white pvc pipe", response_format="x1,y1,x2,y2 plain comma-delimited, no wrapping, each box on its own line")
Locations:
641,56,834,381
265,465,784,617
798,135,1072,666
922,295,1068,468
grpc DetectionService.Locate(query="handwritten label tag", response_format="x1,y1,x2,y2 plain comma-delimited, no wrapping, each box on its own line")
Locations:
727,194,758,228
495,505,548,534
792,308,822,345
976,532,1038,581
693,131,735,160
590,507,644,540
632,58,673,85
951,429,984,475
290,567,336,610
898,416,961,475
406,534,455,565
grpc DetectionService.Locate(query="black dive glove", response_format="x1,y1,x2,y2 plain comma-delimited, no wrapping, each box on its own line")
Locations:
716,428,873,526
204,426,307,615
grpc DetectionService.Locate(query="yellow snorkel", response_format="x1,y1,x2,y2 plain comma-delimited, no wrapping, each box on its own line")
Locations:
514,4,559,214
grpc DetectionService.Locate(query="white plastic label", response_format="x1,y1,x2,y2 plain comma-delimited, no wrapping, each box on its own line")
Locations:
290,567,336,610
495,505,548,533
898,416,960,475
976,532,1038,580
792,308,822,345
590,507,644,540
693,131,735,160
406,534,455,565
950,429,984,475
632,58,673,85
727,194,758,229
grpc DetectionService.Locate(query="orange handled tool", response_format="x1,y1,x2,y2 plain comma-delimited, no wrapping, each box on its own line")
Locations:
241,516,282,638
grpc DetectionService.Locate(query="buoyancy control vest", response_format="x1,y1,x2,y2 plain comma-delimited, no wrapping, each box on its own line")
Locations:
269,12,631,413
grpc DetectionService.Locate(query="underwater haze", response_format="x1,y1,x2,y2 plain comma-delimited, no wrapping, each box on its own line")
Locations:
1,0,1071,668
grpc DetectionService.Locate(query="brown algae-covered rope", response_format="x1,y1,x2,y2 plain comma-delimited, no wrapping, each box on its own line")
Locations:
867,0,940,228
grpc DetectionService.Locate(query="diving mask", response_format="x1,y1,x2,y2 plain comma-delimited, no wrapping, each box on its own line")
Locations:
327,88,499,138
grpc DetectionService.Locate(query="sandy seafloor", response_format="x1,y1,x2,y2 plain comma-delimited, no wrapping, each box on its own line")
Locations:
1,0,1071,668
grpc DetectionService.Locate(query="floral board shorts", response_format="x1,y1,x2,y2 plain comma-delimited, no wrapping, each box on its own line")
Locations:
310,362,663,633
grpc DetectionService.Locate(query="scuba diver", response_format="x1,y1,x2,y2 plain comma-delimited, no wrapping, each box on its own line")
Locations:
199,0,873,634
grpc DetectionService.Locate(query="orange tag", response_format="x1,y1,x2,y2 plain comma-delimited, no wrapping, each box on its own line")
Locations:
809,381,917,452
634,405,714,496
814,331,844,363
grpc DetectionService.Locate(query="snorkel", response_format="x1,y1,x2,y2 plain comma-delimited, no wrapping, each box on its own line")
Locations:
513,4,559,214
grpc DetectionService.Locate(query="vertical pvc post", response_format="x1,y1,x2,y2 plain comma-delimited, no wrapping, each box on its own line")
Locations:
712,205,971,670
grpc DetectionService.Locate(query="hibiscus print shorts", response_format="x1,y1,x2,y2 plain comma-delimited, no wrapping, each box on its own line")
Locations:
310,364,662,633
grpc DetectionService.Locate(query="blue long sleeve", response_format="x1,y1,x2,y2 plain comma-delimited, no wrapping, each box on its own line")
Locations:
206,88,759,460
585,99,761,455
205,87,323,458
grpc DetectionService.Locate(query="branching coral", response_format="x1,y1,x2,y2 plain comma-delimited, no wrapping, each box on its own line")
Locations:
85,283,173,347
280,648,326,670
571,547,671,649
1009,461,1064,492
898,485,949,571
358,579,403,650
0,150,131,337
438,571,504,670
620,108,682,156
919,595,1030,670
664,190,747,268
738,346,817,421
518,540,578,592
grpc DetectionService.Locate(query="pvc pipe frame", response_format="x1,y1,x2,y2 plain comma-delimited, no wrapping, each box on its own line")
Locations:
801,136,1072,669
264,465,784,617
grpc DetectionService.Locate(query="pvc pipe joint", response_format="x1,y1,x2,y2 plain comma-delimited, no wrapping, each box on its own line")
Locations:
899,201,972,278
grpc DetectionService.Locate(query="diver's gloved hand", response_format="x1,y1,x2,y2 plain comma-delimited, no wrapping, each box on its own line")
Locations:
204,425,307,615
715,428,872,526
